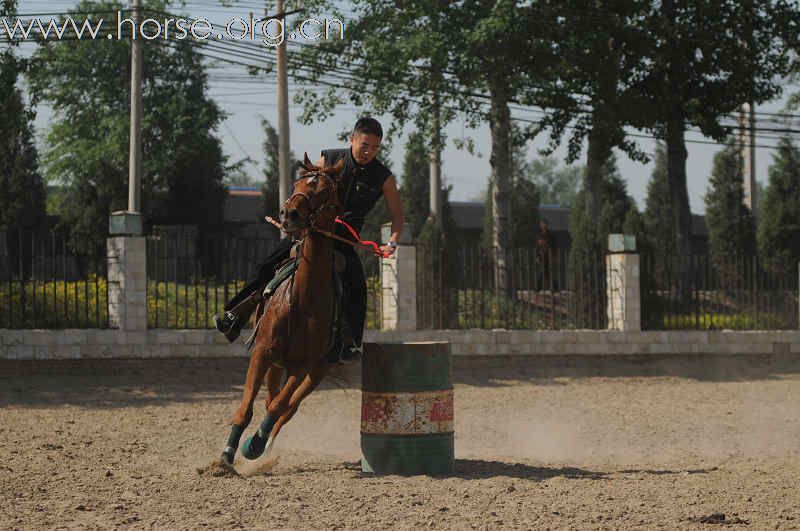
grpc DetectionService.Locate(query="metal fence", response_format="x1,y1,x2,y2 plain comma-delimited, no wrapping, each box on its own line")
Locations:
0,229,109,328
147,230,279,328
641,253,798,330
416,244,607,330
147,230,382,330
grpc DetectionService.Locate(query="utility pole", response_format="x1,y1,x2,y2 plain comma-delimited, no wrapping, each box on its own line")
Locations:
110,0,143,236
128,0,143,215
276,0,291,237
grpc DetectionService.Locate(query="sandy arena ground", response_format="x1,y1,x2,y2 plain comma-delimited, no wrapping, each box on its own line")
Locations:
1,354,799,530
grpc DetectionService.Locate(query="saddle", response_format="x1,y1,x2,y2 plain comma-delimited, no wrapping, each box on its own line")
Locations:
245,249,348,353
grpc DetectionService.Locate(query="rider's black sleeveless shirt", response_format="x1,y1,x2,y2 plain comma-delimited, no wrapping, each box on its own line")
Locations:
320,147,392,235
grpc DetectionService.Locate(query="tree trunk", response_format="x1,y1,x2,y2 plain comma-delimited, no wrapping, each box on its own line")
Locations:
666,108,692,296
585,122,611,236
489,81,512,293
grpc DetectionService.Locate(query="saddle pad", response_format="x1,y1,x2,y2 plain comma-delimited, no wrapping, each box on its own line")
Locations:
263,257,300,298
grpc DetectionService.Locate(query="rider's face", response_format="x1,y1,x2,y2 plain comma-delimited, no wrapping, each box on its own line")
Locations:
349,132,381,165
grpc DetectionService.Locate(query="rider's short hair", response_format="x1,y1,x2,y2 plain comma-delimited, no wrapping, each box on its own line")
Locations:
352,117,383,139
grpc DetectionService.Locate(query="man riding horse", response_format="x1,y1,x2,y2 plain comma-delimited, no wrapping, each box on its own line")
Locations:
214,117,404,363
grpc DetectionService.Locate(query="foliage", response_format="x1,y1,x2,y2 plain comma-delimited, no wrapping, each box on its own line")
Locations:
567,155,638,327
260,117,295,221
630,1,798,260
757,136,800,275
399,130,431,239
0,276,108,328
528,156,582,208
643,143,675,263
704,140,756,279
0,0,46,233
28,0,230,254
482,130,540,249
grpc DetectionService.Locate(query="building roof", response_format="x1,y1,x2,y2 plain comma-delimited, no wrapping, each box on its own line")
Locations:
224,190,264,223
449,202,572,232
448,201,485,230
449,201,709,236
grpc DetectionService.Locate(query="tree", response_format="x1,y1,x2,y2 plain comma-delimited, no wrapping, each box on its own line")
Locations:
482,131,539,250
758,137,800,275
631,0,798,267
568,155,639,326
294,0,554,291
0,0,46,235
528,0,650,235
644,143,676,264
704,140,756,277
260,117,294,221
399,130,431,240
529,156,582,207
28,0,230,253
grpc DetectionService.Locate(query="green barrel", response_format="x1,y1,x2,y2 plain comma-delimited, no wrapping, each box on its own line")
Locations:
360,341,454,475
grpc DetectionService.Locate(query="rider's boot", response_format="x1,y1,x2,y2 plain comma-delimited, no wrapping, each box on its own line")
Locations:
214,291,260,343
326,319,362,364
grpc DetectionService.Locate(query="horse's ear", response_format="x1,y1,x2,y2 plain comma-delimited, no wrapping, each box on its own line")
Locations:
325,158,345,178
303,152,314,170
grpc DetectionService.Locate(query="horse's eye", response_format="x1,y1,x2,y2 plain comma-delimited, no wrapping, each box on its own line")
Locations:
308,176,318,185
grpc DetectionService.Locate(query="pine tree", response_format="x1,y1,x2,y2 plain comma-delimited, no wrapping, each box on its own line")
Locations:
758,136,800,275
399,130,430,240
704,140,756,278
644,143,676,264
260,117,294,221
568,155,637,326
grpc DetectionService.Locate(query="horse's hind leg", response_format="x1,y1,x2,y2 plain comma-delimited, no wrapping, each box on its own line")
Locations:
262,362,330,457
264,365,284,409
220,348,269,465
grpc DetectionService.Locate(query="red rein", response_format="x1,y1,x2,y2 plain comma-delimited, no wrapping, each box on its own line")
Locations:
334,218,392,258
264,216,392,258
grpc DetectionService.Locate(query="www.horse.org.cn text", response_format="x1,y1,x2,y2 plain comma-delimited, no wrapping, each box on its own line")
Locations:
1,12,345,47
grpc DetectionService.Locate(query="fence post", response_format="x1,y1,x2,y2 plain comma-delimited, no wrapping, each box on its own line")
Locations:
107,212,147,330
605,234,641,331
381,223,416,331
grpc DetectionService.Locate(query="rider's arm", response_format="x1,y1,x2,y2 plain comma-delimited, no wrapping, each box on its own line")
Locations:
382,175,404,253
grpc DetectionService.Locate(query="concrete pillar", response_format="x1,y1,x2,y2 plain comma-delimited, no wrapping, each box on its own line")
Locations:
381,245,417,331
605,234,641,331
107,236,147,330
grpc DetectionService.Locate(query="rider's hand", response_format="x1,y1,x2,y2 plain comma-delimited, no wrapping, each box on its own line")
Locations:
379,243,397,257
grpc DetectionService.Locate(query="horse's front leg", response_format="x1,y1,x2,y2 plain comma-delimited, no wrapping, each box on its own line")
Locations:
268,361,329,444
243,361,329,460
220,347,269,465
241,368,301,460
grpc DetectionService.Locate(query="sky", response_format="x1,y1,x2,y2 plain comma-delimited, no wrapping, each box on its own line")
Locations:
10,0,798,215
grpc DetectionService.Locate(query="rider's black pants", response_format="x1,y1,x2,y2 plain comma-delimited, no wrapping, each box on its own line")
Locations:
224,238,367,346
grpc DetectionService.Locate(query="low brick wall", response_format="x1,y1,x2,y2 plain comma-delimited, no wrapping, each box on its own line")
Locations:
1,328,799,360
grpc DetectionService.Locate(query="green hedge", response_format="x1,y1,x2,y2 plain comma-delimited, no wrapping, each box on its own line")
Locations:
0,276,109,328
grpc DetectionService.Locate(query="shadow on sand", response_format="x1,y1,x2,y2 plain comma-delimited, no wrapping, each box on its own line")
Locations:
2,351,798,407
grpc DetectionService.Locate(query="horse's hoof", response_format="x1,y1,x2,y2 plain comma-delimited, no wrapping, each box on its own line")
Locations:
241,435,266,460
220,450,235,466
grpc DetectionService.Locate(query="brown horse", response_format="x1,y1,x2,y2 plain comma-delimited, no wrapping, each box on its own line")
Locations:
220,153,345,466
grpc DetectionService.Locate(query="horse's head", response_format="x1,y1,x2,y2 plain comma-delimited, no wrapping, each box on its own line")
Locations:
279,152,344,234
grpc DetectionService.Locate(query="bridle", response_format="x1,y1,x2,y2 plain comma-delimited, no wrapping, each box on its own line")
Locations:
281,170,340,235
266,167,390,257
